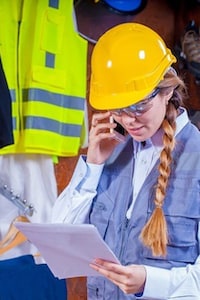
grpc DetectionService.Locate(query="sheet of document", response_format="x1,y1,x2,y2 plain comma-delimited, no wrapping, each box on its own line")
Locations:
15,222,120,279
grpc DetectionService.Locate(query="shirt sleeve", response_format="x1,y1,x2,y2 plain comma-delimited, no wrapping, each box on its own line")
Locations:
141,255,200,299
51,155,104,224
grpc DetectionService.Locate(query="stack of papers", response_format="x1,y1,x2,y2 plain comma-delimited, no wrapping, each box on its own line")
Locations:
15,222,120,279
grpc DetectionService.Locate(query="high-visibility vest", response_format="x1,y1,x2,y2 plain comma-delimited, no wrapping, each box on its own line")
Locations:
0,0,88,156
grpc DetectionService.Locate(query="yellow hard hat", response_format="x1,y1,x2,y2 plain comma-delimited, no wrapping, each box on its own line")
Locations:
89,22,177,110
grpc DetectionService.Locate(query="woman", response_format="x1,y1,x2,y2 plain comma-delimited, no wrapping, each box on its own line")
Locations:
52,23,200,299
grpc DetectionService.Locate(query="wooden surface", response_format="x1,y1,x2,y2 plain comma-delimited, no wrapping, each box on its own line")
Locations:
54,1,200,299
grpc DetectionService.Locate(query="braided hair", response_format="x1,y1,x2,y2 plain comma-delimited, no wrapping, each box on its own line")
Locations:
140,68,188,256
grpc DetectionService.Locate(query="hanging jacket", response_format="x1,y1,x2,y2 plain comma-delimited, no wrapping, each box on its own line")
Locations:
87,123,200,299
0,255,67,300
0,58,13,148
0,0,87,156
0,153,58,260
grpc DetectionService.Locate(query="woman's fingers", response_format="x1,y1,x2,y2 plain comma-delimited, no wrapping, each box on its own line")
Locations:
90,259,146,295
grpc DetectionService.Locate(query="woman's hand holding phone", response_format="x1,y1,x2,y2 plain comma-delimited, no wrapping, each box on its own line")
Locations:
87,112,126,165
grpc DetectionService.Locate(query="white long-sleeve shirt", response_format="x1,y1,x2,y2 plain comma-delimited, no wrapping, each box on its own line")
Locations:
52,108,200,299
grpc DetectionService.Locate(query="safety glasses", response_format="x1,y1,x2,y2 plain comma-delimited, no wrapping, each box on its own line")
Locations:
110,88,160,117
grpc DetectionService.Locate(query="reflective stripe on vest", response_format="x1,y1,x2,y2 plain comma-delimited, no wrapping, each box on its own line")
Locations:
0,0,87,156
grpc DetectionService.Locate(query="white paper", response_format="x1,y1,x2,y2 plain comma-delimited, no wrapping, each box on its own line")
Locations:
15,222,120,279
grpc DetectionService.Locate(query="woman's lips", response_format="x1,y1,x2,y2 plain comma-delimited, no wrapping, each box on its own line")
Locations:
128,125,144,135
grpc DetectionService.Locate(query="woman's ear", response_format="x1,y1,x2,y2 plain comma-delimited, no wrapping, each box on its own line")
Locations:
163,87,174,104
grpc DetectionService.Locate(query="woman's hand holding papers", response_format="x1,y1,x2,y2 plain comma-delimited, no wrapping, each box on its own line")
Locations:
90,259,146,295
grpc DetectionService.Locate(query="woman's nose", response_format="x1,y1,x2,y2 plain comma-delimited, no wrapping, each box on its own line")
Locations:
121,113,136,126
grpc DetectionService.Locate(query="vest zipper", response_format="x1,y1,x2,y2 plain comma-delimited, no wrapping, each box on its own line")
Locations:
17,1,23,133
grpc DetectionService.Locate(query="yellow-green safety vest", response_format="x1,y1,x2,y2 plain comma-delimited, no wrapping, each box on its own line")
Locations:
0,0,87,156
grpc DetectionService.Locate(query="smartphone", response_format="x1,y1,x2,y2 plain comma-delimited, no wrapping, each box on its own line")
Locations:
109,116,126,142
114,120,125,136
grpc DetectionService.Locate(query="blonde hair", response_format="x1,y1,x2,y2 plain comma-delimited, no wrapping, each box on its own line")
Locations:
140,68,188,256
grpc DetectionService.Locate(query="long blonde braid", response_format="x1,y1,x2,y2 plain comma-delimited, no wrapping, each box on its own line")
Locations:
140,69,187,257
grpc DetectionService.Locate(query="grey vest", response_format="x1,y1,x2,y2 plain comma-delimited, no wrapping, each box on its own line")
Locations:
87,122,200,299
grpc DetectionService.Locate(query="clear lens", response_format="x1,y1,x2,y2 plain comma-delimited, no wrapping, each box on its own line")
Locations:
111,88,160,117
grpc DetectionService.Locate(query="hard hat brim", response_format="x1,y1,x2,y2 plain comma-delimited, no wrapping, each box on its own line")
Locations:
89,55,177,110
